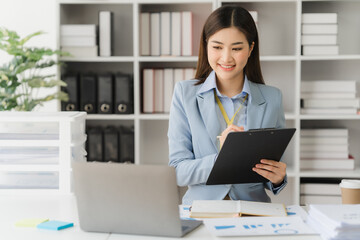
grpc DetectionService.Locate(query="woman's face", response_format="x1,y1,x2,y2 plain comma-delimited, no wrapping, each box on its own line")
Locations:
207,27,254,84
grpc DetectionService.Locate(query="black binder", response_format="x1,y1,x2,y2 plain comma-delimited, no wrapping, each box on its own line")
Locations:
114,73,133,114
97,73,113,114
103,126,119,162
61,74,79,111
206,128,296,185
80,74,97,113
119,126,134,163
87,127,103,162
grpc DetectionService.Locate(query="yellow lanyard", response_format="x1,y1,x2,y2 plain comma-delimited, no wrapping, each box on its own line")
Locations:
214,89,248,127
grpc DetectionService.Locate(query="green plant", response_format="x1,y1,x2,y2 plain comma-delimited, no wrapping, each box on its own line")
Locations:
0,28,69,111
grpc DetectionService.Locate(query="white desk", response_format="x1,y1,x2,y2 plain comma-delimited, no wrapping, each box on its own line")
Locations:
0,195,322,240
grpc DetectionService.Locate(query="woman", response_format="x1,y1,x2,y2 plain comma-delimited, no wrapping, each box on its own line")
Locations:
168,5,287,205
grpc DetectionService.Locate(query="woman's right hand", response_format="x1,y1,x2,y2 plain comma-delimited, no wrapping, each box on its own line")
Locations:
218,124,244,148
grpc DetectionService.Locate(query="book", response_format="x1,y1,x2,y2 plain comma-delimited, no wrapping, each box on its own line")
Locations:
190,200,287,218
181,11,192,56
301,144,348,152
301,108,358,115
99,11,113,57
301,80,357,93
301,35,337,45
301,92,356,99
143,69,154,113
301,13,337,24
60,36,96,47
302,24,338,34
60,24,96,36
300,195,341,205
140,12,150,56
302,98,360,108
171,12,181,56
300,137,348,145
301,151,348,159
249,11,258,23
184,68,195,80
160,12,171,56
302,45,339,56
301,183,341,195
150,12,160,56
163,68,174,113
154,69,164,112
173,68,184,85
61,46,98,58
300,157,355,170
301,128,348,137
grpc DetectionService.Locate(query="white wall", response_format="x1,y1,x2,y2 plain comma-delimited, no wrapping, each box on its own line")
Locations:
0,0,58,112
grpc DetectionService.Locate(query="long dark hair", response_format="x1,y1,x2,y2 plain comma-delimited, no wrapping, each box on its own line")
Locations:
195,5,264,85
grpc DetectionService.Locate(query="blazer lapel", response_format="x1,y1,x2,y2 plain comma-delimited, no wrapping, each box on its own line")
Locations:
197,90,220,150
247,82,267,130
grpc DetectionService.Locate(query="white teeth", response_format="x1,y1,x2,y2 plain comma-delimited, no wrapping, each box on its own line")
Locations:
220,65,234,69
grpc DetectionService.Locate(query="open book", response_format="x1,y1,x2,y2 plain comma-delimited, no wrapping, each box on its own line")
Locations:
190,200,287,218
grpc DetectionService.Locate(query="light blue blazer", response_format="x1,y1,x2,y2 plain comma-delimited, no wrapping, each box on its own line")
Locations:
168,73,287,205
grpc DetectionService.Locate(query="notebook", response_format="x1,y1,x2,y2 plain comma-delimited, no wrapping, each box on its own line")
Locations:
72,162,202,237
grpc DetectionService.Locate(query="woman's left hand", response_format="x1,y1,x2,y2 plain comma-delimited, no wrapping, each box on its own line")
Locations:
252,159,286,186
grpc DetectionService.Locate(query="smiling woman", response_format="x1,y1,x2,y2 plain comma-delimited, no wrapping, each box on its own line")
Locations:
168,5,288,205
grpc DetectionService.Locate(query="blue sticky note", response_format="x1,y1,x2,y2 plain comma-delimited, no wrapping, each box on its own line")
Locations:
37,220,74,231
287,211,296,215
215,225,236,230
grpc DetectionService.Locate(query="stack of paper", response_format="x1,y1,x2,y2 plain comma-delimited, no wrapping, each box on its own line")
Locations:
307,204,360,240
301,13,339,55
301,80,359,115
300,128,355,171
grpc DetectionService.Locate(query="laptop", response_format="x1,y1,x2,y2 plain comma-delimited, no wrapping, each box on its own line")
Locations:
72,162,202,237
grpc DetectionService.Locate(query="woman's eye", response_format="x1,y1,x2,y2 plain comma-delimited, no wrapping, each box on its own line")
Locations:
233,48,242,51
213,46,221,50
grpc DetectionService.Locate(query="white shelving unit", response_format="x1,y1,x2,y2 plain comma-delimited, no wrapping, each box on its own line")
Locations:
57,0,360,205
0,112,87,195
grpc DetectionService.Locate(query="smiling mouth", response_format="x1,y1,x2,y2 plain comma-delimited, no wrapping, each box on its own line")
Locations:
218,64,235,70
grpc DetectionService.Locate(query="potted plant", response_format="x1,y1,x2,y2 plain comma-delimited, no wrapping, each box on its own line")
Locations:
0,28,69,111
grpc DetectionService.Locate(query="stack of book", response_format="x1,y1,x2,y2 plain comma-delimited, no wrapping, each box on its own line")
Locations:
142,68,196,113
301,80,359,115
300,128,355,170
60,24,98,58
307,204,360,240
300,179,342,205
301,13,339,55
140,11,193,56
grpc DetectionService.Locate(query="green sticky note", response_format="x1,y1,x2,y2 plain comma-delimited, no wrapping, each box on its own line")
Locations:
15,218,49,228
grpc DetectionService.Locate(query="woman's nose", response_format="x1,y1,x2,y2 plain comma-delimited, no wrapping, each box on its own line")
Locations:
221,49,233,62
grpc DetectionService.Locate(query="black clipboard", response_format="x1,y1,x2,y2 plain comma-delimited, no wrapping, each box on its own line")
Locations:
206,128,296,185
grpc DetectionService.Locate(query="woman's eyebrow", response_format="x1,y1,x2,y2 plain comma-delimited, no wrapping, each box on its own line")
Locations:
210,40,244,45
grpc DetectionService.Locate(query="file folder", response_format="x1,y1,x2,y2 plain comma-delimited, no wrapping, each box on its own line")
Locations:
206,128,296,185
115,73,133,114
87,127,103,162
61,74,79,111
119,126,134,163
80,74,97,113
97,73,113,114
103,126,119,162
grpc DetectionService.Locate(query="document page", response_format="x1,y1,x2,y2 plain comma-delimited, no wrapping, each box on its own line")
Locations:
203,216,318,236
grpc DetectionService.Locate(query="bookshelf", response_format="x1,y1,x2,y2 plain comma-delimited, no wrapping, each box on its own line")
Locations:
57,0,360,205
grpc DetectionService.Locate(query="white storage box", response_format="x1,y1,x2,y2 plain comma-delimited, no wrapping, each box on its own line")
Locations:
0,171,59,189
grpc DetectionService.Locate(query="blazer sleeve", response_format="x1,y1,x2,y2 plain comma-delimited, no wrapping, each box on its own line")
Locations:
168,82,217,187
265,88,288,194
